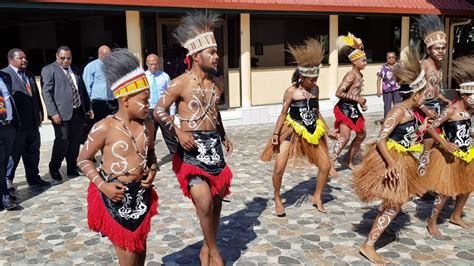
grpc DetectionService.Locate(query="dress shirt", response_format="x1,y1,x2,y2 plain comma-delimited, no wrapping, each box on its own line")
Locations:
83,59,114,101
145,70,175,115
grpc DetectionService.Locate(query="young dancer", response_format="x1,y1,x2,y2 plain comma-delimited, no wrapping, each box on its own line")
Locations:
153,11,232,266
424,56,474,238
261,38,337,215
415,14,452,175
77,49,158,265
353,47,428,264
330,33,367,170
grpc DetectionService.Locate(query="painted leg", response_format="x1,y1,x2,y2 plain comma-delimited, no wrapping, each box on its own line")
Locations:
359,207,399,264
427,194,448,238
344,129,366,170
330,124,351,173
418,139,434,176
450,193,472,229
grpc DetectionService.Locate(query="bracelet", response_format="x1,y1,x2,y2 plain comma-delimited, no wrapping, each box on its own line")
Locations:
97,181,105,190
92,175,99,184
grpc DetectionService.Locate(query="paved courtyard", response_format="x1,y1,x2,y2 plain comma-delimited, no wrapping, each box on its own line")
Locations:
1,114,474,265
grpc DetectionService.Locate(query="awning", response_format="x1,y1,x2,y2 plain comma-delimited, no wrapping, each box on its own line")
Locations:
22,0,474,16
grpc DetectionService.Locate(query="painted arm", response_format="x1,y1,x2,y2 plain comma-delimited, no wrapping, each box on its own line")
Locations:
77,120,126,202
335,72,366,105
271,87,293,145
375,107,404,182
142,118,158,189
153,79,196,151
427,106,458,153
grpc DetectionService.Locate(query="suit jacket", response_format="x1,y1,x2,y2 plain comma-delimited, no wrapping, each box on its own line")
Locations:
0,70,20,128
41,62,90,121
2,66,44,130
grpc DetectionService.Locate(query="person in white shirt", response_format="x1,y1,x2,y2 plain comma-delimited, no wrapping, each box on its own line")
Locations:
145,54,177,154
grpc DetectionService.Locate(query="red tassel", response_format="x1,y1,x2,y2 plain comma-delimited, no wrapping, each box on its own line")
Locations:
172,153,232,199
87,183,158,253
333,105,365,133
414,108,441,135
184,56,191,71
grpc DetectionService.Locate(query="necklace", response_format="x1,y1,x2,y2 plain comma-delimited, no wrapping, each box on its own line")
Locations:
177,71,217,123
112,115,148,174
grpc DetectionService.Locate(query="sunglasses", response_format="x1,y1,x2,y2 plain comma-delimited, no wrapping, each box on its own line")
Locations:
60,57,72,61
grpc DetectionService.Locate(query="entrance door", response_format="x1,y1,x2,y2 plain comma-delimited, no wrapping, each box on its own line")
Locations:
157,17,229,109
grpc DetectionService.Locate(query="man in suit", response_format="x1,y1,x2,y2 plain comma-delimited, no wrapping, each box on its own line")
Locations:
4,48,50,188
41,46,92,181
0,71,19,210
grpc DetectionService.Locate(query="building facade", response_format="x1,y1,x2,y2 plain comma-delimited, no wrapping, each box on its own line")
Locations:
1,0,473,127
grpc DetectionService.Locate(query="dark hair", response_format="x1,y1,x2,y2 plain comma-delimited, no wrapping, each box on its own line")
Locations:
291,69,301,86
102,48,140,88
386,51,396,57
399,84,414,100
57,46,71,54
7,48,23,61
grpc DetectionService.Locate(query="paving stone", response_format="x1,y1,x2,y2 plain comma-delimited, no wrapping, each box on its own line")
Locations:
278,256,301,264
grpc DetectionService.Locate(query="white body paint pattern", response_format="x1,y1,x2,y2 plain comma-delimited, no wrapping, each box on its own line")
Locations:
367,209,397,246
110,141,129,175
136,102,146,111
84,124,104,151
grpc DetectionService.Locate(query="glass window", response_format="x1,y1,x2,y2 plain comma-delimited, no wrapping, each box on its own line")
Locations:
339,15,401,63
250,15,329,68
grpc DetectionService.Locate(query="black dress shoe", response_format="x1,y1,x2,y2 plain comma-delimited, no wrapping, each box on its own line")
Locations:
2,195,18,210
28,178,51,187
8,187,17,201
49,170,63,181
67,169,80,177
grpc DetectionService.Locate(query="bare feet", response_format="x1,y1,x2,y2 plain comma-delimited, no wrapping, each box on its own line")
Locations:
340,157,355,170
312,197,327,213
200,243,210,266
359,244,390,265
209,249,224,266
427,218,442,238
275,197,286,217
450,216,472,229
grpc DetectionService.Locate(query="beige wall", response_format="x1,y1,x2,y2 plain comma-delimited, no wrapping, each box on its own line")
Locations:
228,69,241,108
250,66,332,106
337,64,381,96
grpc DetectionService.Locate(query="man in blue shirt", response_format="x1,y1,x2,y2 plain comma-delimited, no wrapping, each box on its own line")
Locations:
83,45,117,125
145,54,177,154
0,71,19,210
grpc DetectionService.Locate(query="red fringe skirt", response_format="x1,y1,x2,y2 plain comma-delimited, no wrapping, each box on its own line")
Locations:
333,105,365,133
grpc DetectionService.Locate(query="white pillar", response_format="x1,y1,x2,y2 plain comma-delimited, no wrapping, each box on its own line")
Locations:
126,11,143,66
240,13,252,108
401,16,410,50
329,15,339,100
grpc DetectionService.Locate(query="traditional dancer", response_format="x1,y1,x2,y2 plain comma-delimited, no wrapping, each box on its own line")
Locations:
77,49,158,265
153,11,232,266
260,38,337,215
330,33,367,170
416,14,452,175
353,47,428,264
425,55,474,238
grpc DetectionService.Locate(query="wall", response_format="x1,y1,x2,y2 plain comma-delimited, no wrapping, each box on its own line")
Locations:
228,69,241,108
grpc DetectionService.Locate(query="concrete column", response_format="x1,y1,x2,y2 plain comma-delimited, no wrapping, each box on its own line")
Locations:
328,15,339,100
240,13,252,108
443,18,450,88
401,16,410,50
126,11,143,66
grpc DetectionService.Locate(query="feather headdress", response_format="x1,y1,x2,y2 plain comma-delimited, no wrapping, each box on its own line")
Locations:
418,15,446,48
336,32,365,62
394,46,426,94
173,11,221,56
452,56,474,93
287,38,326,78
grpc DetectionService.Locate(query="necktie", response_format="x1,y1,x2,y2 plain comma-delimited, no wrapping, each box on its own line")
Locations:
151,75,158,105
64,68,81,108
18,70,32,96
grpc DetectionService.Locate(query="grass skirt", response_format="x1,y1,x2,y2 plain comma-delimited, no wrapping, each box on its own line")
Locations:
260,121,331,168
423,145,474,197
352,143,426,209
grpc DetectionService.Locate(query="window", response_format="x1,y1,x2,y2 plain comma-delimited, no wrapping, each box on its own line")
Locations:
250,15,329,68
339,15,401,63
